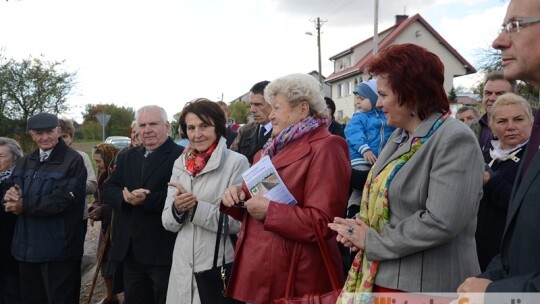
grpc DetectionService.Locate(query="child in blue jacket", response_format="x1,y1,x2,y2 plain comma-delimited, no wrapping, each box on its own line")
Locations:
344,79,395,217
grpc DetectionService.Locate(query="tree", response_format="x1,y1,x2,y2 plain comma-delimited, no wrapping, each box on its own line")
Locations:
81,104,135,140
473,46,539,110
448,87,458,103
228,100,251,124
0,53,77,151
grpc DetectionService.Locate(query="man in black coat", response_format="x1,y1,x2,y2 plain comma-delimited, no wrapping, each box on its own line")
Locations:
4,113,87,304
104,105,183,304
231,80,272,164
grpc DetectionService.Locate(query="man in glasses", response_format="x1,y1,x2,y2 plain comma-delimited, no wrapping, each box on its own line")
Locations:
458,0,540,295
3,112,87,304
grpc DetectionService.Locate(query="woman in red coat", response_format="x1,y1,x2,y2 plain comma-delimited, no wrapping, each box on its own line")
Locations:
221,73,351,304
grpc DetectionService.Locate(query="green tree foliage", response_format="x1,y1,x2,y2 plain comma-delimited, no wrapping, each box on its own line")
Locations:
228,100,250,124
448,87,458,103
474,46,539,110
81,104,135,140
0,52,76,152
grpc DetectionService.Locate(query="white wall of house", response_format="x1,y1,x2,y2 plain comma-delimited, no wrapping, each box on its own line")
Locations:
331,20,470,121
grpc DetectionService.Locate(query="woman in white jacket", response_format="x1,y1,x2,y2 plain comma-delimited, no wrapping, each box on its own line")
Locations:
162,99,249,304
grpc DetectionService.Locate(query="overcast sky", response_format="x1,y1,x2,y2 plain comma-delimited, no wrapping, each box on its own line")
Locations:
0,0,509,122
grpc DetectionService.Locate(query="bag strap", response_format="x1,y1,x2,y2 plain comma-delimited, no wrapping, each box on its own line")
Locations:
283,214,341,297
212,212,225,268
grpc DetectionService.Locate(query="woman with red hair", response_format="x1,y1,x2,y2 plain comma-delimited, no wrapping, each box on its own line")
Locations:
329,44,484,298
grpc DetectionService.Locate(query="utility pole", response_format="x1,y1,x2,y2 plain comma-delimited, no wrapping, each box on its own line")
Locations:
307,17,326,84
373,0,379,56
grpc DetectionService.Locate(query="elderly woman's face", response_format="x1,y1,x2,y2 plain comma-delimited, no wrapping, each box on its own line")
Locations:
0,145,15,172
269,94,308,136
491,104,532,150
185,112,217,152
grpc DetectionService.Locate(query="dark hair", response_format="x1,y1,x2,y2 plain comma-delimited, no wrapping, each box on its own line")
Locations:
58,118,75,137
179,98,226,140
484,70,517,92
324,97,336,118
368,44,449,120
250,80,270,95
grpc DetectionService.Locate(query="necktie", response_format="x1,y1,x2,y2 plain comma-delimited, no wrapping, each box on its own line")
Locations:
258,126,266,143
521,110,540,177
144,149,153,158
40,152,48,162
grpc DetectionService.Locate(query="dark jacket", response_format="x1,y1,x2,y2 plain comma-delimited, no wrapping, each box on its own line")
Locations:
103,138,183,265
328,120,345,138
470,114,494,151
480,140,540,292
230,122,271,164
1,178,18,275
476,145,525,272
225,125,238,148
9,138,87,262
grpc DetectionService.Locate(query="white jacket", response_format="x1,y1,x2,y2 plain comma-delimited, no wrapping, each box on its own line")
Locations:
162,137,249,304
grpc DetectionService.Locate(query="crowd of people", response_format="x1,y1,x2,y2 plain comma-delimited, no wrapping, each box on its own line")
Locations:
1,0,540,303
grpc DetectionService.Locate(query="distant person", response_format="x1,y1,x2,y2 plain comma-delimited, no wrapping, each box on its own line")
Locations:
216,101,238,148
456,106,481,125
230,80,272,164
470,71,515,151
89,143,121,304
130,120,142,148
103,105,183,304
475,93,533,272
329,44,483,299
344,79,394,218
222,73,350,303
57,118,98,304
324,97,345,138
0,137,23,304
4,112,87,304
458,0,540,293
162,99,249,303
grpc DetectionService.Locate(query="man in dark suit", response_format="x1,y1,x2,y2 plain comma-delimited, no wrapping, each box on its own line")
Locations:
231,80,273,164
217,101,238,148
104,105,183,304
458,0,540,294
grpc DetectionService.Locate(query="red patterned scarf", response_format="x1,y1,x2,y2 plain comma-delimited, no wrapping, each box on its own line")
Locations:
184,141,218,176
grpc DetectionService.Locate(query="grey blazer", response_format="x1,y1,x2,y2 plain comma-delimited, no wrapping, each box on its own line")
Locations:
365,113,484,292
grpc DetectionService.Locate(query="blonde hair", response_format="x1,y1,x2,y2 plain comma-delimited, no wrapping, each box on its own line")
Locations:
488,93,533,129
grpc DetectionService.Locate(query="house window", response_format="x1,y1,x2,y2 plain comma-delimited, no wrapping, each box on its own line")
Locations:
349,81,355,95
339,83,347,97
337,110,343,120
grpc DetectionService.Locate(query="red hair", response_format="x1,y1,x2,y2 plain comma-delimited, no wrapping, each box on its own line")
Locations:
368,44,449,120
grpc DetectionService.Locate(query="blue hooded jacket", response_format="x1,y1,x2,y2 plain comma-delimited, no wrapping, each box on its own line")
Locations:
345,79,395,168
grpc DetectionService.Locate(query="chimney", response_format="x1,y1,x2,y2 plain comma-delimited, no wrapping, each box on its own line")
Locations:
395,15,408,24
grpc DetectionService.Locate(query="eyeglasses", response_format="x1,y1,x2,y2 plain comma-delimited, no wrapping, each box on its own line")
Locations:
499,17,540,34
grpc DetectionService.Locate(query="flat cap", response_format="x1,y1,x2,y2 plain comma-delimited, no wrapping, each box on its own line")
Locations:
27,112,59,131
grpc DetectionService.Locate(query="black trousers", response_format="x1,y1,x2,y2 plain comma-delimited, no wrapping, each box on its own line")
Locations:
18,260,79,304
122,248,171,304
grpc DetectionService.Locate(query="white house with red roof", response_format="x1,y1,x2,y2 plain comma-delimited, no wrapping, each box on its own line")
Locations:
325,14,477,121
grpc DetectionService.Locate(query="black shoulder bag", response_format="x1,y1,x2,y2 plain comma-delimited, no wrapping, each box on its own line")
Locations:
194,213,243,304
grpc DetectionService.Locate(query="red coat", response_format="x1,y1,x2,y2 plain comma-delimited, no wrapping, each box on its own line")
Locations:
223,126,351,304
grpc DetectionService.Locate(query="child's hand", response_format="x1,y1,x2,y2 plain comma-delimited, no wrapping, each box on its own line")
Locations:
364,150,377,164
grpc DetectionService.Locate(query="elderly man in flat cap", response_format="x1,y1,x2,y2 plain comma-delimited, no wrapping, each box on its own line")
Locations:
3,112,87,304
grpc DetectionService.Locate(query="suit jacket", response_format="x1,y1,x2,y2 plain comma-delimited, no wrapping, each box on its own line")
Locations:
365,113,484,292
230,122,271,164
223,127,351,304
480,140,540,291
103,138,183,265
